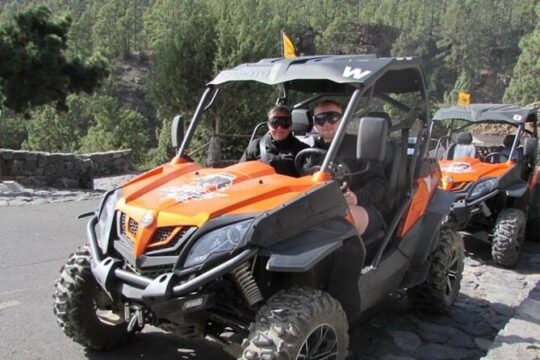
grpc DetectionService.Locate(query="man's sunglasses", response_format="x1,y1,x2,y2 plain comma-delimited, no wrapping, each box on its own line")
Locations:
268,116,292,129
314,111,342,126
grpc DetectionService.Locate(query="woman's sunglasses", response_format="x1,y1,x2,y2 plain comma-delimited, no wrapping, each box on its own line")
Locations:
268,116,292,129
314,111,342,126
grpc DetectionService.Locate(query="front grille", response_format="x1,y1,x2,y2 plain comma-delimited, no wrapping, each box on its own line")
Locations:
119,212,138,238
113,221,198,279
128,218,138,236
151,227,175,244
147,226,197,254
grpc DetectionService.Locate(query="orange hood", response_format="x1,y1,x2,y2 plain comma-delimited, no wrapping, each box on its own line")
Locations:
115,160,324,256
439,157,512,191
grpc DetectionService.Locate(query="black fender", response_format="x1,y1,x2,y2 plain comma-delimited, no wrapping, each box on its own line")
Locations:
265,217,359,272
264,216,365,322
506,180,529,198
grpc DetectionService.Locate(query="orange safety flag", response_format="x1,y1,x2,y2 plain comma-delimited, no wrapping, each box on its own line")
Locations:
458,91,471,106
282,32,296,59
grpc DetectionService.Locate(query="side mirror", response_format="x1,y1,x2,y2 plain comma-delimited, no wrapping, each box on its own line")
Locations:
171,115,185,150
523,137,538,160
356,116,388,161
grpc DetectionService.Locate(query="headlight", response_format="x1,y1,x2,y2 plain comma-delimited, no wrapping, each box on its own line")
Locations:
96,190,119,252
468,178,497,199
184,219,253,268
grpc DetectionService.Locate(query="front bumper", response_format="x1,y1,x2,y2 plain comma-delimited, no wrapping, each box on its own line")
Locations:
448,190,499,226
86,215,257,302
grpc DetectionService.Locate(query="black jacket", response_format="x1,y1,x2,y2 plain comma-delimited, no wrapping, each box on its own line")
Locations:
241,133,309,177
314,135,389,215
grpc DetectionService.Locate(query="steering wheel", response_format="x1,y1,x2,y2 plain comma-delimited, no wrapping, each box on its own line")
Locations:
295,148,328,175
294,148,352,188
484,152,508,163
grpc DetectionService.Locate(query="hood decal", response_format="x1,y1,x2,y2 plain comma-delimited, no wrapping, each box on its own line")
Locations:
159,173,236,203
440,162,474,173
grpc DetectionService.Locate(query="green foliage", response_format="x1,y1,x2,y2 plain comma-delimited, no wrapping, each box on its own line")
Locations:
79,96,149,162
146,113,175,167
0,110,27,149
145,0,216,118
0,6,109,112
2,0,540,165
504,4,540,105
23,104,78,152
92,0,147,60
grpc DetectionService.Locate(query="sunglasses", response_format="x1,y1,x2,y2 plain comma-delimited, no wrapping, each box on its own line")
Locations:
268,116,292,129
314,111,342,126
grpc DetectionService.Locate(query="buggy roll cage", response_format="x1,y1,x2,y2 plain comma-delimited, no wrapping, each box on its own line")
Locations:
177,55,431,178
430,104,539,161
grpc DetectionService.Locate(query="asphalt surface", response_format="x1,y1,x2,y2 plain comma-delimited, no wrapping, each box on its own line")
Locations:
0,200,231,360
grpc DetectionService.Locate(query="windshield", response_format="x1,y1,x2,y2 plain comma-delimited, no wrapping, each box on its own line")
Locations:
179,77,428,172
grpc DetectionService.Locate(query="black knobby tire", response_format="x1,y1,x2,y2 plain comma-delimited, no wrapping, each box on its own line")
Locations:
491,208,526,268
240,287,349,360
53,245,130,350
409,226,464,314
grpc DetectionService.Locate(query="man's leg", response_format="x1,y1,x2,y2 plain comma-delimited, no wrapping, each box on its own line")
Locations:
349,205,369,235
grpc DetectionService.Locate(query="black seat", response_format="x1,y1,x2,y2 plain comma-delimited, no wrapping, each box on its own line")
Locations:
501,135,523,162
446,132,476,160
291,109,313,135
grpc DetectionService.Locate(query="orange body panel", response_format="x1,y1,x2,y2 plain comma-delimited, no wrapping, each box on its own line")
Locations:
439,158,513,191
116,161,329,257
399,167,441,237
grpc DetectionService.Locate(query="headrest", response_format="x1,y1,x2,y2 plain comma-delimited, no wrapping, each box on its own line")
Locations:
456,132,473,145
291,109,313,134
366,111,391,125
503,135,520,148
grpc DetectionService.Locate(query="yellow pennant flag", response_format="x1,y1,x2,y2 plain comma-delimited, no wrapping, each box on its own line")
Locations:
458,91,471,106
282,32,296,59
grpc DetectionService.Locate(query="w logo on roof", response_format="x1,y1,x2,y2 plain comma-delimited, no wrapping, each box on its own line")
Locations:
343,66,371,80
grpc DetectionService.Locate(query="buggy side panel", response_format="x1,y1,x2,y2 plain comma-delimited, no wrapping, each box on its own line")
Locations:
405,189,455,265
263,217,365,322
246,181,349,248
266,217,358,272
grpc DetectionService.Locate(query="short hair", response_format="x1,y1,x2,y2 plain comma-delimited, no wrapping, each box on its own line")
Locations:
267,105,291,119
314,100,342,113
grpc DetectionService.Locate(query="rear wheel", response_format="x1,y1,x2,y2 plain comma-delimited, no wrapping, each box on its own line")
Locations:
409,226,464,313
491,208,526,267
240,287,349,360
53,245,131,350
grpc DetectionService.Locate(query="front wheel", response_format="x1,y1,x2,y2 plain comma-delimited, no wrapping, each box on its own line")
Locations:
240,287,349,360
409,226,464,314
491,208,526,267
53,245,131,350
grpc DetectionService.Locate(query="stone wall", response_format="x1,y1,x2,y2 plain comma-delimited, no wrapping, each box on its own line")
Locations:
0,149,132,189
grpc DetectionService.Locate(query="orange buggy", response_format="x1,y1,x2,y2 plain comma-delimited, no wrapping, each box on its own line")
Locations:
53,55,464,359
432,104,539,267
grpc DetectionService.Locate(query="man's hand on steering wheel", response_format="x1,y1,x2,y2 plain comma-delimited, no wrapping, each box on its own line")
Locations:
294,148,352,187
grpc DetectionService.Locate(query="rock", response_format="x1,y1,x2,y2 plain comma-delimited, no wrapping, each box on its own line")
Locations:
390,330,422,353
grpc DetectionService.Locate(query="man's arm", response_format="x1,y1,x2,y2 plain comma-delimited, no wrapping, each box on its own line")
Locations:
351,161,388,207
240,138,260,162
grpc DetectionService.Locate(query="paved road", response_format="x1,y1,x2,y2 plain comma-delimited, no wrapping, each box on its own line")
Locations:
0,200,231,360
1,199,539,360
